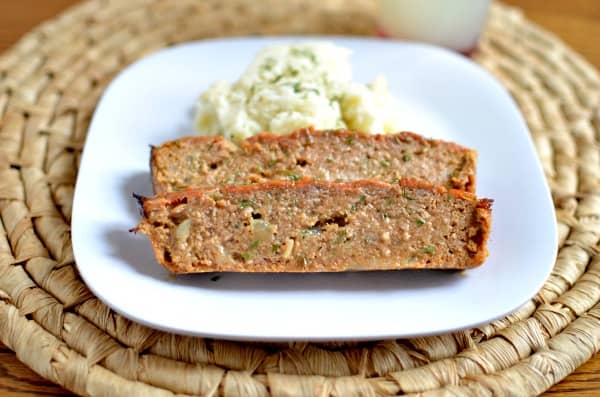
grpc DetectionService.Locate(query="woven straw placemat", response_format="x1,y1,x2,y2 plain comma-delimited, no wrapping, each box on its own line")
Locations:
1,1,599,396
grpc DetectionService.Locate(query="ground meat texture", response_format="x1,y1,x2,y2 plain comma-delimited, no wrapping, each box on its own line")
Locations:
134,178,492,274
150,128,477,194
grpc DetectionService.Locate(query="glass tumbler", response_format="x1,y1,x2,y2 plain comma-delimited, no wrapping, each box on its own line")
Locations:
377,0,492,54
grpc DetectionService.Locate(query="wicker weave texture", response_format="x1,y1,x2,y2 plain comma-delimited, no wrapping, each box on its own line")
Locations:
0,1,599,396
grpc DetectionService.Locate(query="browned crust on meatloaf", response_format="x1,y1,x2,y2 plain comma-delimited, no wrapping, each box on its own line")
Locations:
151,127,477,194
133,178,492,274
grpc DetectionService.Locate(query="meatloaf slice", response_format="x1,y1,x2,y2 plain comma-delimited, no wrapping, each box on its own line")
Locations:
151,128,477,194
133,178,492,274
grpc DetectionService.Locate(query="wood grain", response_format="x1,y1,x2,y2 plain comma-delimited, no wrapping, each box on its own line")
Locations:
0,1,598,396
0,342,74,397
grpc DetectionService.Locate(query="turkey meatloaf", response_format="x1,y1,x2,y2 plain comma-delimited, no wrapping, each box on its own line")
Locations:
151,128,477,194
134,178,492,274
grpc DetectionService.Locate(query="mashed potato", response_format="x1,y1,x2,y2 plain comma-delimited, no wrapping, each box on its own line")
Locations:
195,42,401,141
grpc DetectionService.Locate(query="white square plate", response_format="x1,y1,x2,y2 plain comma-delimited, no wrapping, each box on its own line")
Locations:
72,37,557,341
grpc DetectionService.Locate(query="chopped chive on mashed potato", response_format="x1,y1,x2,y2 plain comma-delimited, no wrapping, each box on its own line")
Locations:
194,42,402,142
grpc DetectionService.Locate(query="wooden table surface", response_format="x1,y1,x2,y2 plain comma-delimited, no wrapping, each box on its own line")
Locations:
0,1,599,396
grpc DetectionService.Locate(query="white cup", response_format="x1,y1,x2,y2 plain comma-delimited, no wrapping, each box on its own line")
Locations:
377,0,491,53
